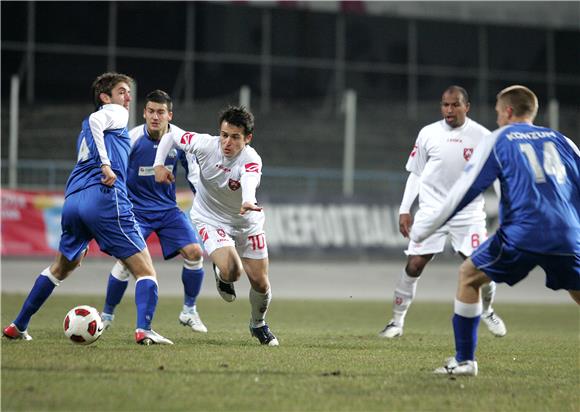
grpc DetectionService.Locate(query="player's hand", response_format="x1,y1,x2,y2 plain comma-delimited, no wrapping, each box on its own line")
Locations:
154,165,175,184
101,164,117,186
240,201,263,215
399,213,413,238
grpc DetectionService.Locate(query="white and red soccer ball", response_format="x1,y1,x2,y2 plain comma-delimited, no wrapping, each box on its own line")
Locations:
63,305,103,345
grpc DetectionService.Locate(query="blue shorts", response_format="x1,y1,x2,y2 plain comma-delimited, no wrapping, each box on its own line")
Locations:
471,231,580,291
59,185,146,261
134,207,198,260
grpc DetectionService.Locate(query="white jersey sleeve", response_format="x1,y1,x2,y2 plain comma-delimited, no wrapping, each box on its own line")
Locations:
405,130,428,176
88,104,128,166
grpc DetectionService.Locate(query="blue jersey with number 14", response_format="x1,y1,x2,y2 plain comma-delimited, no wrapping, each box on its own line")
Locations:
411,122,580,255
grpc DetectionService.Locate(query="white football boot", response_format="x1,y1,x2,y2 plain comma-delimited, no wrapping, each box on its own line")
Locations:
135,329,174,345
434,357,478,376
481,311,507,337
100,313,114,331
179,310,208,333
378,320,403,338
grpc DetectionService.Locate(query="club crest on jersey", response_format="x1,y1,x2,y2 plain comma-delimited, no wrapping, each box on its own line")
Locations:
180,132,195,145
245,162,260,173
217,228,226,237
228,179,241,191
464,148,474,161
410,145,418,157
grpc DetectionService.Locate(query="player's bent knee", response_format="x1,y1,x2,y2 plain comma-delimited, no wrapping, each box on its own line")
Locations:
182,244,203,262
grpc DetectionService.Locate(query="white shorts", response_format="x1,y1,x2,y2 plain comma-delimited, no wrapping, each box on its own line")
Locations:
190,212,268,260
406,210,487,257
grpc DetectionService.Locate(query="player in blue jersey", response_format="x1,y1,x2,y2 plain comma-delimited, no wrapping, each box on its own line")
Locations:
3,73,173,345
411,85,580,376
100,89,207,333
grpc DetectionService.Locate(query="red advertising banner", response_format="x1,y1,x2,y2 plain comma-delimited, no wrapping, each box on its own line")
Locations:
1,189,193,258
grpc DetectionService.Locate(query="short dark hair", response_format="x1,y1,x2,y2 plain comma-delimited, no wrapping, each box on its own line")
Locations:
145,89,173,111
444,85,470,105
218,105,254,135
91,72,133,109
497,85,538,120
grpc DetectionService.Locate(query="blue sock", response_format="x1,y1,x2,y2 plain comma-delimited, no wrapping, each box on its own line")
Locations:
14,274,57,331
135,277,158,330
103,274,129,315
182,267,204,307
452,313,480,362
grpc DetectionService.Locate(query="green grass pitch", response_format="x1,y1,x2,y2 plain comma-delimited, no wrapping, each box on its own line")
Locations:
2,294,579,411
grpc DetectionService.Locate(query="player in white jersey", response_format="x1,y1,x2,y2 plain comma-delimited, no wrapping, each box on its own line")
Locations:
379,86,507,339
153,106,279,346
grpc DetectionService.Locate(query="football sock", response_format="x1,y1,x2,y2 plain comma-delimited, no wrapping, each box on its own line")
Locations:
452,299,482,362
481,281,496,314
135,276,158,330
249,287,271,328
103,274,129,315
182,259,204,307
14,268,60,331
391,270,419,325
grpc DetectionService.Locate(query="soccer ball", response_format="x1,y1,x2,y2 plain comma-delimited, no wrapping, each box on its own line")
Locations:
63,305,103,345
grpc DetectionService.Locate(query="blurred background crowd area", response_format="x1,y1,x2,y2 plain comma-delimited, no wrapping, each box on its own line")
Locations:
2,1,579,202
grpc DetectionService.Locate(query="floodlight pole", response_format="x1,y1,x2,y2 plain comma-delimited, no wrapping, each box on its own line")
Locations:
9,75,20,188
342,89,357,198
240,85,251,110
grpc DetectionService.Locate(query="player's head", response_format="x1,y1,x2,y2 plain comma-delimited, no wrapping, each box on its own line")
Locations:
495,85,538,127
143,90,173,138
440,85,470,128
91,72,133,110
218,106,254,158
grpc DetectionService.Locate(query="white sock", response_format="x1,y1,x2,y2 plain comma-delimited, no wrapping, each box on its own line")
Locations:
249,288,271,328
182,304,197,313
481,281,496,315
391,270,419,326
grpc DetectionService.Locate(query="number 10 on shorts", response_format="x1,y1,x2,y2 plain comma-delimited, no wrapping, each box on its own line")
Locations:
248,233,266,250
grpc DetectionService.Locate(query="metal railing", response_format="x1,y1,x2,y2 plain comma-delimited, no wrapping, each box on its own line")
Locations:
0,159,407,200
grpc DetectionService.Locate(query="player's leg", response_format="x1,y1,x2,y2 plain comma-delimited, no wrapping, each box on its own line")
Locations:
101,261,132,329
453,222,506,337
379,222,446,338
93,187,171,345
193,219,240,302
237,226,277,346
156,208,207,331
3,192,90,341
433,258,487,376
569,291,580,305
3,251,85,341
121,249,172,345
178,243,207,332
435,234,533,376
101,213,153,329
243,257,278,346
210,246,243,301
